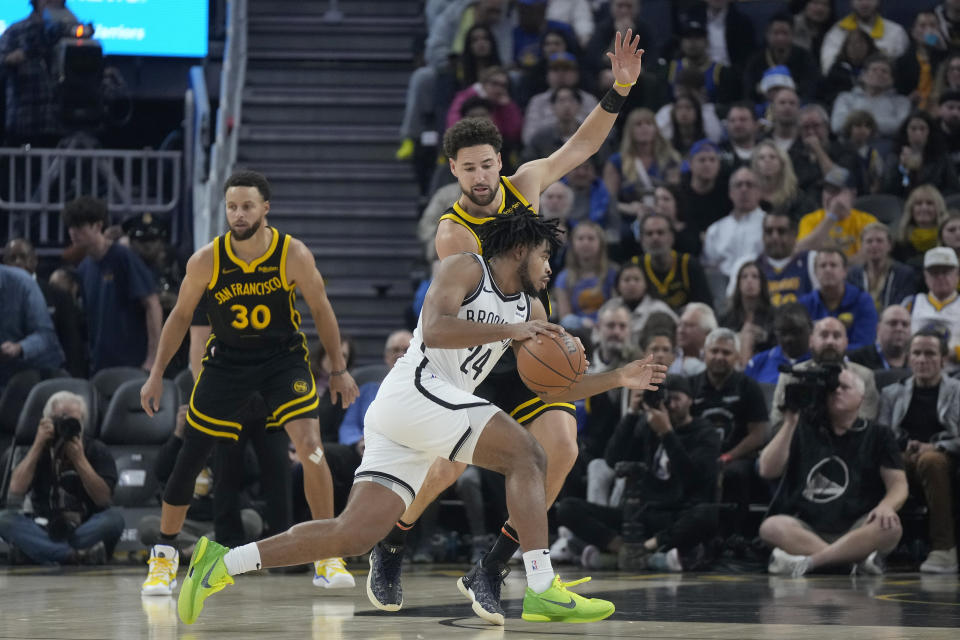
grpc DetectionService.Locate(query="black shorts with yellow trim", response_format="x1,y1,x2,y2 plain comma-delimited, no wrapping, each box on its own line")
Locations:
474,367,575,426
187,335,319,441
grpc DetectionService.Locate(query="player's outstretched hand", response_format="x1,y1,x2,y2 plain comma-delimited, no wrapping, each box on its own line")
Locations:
509,320,565,344
619,355,667,391
330,370,360,409
140,375,163,417
606,29,644,88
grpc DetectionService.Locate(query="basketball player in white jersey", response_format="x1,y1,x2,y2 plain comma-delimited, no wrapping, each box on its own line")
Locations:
176,211,666,626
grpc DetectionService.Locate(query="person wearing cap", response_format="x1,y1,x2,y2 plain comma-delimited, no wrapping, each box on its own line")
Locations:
665,18,738,106
878,327,960,573
830,54,910,139
679,139,732,233
522,52,598,146
554,374,721,572
744,13,819,103
701,168,765,279
683,0,756,71
796,166,877,258
819,0,908,73
798,248,879,350
938,89,960,174
904,246,960,367
758,367,907,578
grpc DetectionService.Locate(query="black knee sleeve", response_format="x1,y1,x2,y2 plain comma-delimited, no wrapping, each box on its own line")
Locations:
162,429,217,506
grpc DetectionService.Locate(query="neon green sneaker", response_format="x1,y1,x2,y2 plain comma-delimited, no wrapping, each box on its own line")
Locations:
395,138,414,160
177,536,234,624
521,575,615,623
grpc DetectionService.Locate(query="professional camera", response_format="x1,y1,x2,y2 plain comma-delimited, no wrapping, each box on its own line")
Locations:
53,415,82,447
778,363,842,413
643,387,667,409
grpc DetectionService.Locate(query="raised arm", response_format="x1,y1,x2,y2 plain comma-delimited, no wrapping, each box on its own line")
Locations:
511,30,645,196
286,238,359,409
423,254,562,349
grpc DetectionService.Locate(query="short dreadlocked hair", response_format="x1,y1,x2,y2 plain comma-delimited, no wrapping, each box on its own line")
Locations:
443,117,503,159
479,211,563,260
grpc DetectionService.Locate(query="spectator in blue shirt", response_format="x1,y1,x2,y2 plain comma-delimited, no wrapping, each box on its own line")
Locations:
339,330,413,453
0,263,64,391
745,302,812,384
64,196,162,374
799,248,878,350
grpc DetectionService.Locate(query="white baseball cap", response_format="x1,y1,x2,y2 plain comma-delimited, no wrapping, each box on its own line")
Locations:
924,247,960,269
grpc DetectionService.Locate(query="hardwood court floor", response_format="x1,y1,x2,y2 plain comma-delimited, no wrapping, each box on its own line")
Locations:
1,564,958,639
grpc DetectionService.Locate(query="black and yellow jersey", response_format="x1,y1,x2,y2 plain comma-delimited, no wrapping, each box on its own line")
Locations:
438,176,534,251
206,227,303,350
438,176,552,315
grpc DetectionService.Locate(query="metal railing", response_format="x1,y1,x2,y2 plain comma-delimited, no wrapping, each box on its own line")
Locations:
0,146,181,249
188,0,247,250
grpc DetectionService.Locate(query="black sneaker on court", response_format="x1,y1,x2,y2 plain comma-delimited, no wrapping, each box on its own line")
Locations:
366,542,404,612
457,555,510,625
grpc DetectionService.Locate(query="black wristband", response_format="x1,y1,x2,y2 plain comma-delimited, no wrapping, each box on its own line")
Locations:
600,88,627,113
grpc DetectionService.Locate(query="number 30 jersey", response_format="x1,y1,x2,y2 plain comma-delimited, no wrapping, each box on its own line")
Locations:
206,227,304,350
402,253,531,393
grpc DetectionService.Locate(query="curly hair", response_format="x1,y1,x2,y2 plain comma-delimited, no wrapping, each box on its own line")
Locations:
443,117,503,159
478,211,563,260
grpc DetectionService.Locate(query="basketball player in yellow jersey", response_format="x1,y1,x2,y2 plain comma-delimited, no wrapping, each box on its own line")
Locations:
367,31,645,623
138,170,359,597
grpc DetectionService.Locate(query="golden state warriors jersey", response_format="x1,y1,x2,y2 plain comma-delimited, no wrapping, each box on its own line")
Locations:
206,228,302,350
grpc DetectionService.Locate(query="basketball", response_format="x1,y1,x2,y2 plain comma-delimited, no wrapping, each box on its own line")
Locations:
516,332,587,396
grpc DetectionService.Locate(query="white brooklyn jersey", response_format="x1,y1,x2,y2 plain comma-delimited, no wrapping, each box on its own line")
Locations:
402,253,531,393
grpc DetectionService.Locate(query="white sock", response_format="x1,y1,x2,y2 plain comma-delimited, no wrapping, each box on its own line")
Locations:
222,542,262,576
523,548,555,593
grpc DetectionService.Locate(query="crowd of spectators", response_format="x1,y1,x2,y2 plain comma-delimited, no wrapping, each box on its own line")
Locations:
402,0,960,576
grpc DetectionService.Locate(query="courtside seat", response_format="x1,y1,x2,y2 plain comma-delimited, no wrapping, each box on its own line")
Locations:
92,367,148,414
98,379,177,508
0,379,98,507
350,363,390,387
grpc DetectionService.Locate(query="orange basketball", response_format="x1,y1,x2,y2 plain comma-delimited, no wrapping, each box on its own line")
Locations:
517,332,587,396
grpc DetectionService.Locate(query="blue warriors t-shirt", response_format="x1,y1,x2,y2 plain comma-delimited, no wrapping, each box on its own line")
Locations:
77,243,157,372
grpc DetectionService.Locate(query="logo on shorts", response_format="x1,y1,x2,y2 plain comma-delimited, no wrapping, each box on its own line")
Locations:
292,379,309,394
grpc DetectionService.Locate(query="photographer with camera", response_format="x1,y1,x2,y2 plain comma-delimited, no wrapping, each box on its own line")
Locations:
758,368,907,577
878,328,960,573
555,375,720,572
0,0,78,146
769,317,878,430
0,391,122,564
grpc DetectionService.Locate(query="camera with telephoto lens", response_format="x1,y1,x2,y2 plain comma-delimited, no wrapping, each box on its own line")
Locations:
53,416,82,448
643,387,666,409
779,363,842,413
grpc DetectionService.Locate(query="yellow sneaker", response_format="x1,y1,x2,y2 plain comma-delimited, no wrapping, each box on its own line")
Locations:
142,545,179,596
522,575,615,623
313,557,356,589
395,138,415,160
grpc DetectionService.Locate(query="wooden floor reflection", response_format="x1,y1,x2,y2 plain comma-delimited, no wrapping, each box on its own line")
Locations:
1,565,958,639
